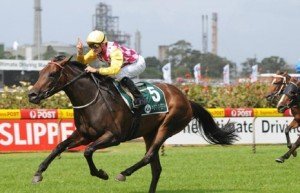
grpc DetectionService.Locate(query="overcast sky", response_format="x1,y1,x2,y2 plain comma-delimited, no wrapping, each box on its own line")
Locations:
1,0,300,65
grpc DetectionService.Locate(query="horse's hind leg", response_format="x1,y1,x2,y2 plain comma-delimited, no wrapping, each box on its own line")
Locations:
83,131,120,180
276,135,300,163
115,125,172,193
32,131,88,184
116,133,162,192
285,120,298,157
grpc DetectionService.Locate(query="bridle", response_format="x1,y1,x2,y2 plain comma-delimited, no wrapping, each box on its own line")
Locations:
44,61,100,109
43,61,85,96
277,79,299,112
44,59,121,133
269,75,288,98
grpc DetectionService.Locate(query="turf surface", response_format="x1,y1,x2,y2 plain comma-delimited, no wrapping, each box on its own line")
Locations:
0,143,299,193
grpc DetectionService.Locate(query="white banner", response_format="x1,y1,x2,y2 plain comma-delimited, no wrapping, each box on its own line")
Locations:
251,65,258,83
223,64,230,85
13,41,19,51
162,63,172,83
0,60,48,71
165,117,299,145
193,63,201,84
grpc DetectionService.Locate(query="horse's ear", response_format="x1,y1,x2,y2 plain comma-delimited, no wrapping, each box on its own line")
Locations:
60,55,73,66
67,55,73,62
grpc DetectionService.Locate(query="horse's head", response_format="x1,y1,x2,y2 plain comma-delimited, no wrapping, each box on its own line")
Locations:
28,55,72,104
266,71,291,102
277,77,299,113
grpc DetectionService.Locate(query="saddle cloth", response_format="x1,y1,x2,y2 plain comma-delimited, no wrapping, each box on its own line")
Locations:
113,81,169,115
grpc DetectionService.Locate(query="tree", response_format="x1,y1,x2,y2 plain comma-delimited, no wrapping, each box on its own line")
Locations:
42,45,57,60
200,53,235,78
260,56,286,73
140,57,162,79
168,40,192,66
240,57,258,77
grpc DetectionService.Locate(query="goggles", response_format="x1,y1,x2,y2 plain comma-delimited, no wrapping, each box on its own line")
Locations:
88,43,101,49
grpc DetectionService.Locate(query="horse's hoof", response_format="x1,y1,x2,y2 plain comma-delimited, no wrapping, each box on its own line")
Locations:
115,173,126,182
275,157,285,163
98,169,109,180
32,175,43,184
292,150,297,157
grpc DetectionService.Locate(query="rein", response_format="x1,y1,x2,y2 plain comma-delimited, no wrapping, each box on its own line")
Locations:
48,61,116,112
72,73,102,109
45,70,88,97
47,61,100,109
72,90,100,109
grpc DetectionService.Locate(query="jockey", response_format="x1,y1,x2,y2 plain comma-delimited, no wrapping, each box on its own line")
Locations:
77,30,147,109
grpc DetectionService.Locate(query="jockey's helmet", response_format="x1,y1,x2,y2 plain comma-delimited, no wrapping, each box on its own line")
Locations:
86,30,107,45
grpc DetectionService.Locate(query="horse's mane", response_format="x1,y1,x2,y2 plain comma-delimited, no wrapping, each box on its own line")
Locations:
68,60,87,71
276,71,285,75
52,55,86,71
52,55,112,82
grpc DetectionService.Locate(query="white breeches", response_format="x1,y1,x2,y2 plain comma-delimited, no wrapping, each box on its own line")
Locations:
114,55,146,81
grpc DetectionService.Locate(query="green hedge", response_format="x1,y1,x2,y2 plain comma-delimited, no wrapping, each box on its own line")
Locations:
180,82,273,108
0,82,274,109
0,82,72,109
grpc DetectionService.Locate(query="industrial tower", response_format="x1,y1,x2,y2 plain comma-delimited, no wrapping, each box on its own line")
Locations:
134,30,141,54
211,13,218,55
34,0,42,60
93,3,131,46
202,15,208,54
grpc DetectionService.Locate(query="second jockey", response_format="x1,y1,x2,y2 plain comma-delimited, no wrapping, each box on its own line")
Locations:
77,30,147,109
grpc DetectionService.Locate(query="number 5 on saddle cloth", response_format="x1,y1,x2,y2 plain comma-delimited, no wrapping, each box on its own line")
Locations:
113,81,169,115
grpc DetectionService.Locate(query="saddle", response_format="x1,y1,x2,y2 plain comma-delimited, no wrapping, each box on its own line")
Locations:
113,81,169,115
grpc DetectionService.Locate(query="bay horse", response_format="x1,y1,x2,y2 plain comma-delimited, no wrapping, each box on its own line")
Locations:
276,77,300,163
265,71,297,159
28,56,238,193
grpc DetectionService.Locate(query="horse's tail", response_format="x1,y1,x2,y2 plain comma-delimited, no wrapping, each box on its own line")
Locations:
189,101,238,145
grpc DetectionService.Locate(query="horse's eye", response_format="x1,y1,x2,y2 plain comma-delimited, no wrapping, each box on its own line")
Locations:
273,82,281,85
49,72,57,79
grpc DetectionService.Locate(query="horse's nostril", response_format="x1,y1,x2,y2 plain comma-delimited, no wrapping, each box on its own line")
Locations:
28,90,39,101
28,92,37,98
28,90,41,104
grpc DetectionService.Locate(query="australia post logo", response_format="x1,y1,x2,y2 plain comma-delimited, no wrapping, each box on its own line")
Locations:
21,109,58,119
226,108,253,117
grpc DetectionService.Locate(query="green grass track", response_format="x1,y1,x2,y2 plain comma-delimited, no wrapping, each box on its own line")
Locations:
0,143,299,193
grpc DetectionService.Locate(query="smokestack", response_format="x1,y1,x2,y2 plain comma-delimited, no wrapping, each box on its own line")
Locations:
211,12,218,55
202,14,208,54
34,0,42,60
134,30,142,54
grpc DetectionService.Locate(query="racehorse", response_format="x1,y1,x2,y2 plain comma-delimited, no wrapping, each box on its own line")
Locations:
265,71,298,159
276,77,300,163
265,71,291,103
28,55,238,193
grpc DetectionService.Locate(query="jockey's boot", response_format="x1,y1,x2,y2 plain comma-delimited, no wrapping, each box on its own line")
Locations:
120,77,147,109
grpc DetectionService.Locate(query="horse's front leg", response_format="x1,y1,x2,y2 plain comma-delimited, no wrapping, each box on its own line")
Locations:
84,131,120,180
32,131,87,184
276,135,300,163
